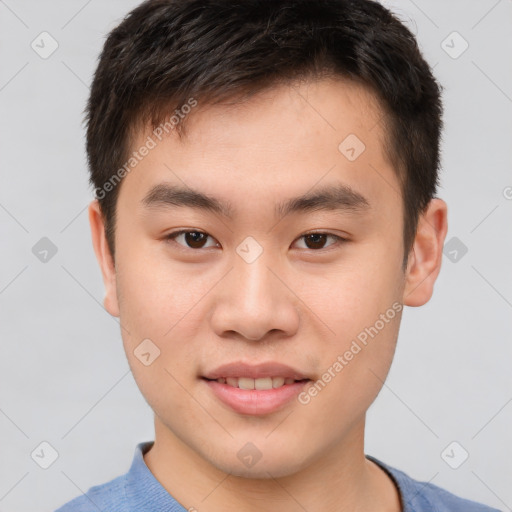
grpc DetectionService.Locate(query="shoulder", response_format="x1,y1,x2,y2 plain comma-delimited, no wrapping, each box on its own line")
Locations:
367,455,502,512
54,473,128,512
403,475,502,512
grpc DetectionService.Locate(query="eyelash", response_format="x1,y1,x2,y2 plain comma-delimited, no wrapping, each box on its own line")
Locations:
164,230,349,252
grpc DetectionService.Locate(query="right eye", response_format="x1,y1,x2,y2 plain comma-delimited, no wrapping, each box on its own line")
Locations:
165,230,220,250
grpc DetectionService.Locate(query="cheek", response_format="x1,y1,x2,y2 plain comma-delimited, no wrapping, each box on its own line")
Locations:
115,244,200,336
114,248,211,385
301,307,402,437
115,252,209,420
296,253,403,412
295,248,401,334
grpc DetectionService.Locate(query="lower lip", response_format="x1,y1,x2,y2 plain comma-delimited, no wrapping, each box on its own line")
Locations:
202,378,310,415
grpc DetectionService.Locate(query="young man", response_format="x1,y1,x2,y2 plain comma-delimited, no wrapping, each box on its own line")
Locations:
55,1,500,511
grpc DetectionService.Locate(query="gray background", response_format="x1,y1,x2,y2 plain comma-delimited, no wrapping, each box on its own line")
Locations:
0,1,511,511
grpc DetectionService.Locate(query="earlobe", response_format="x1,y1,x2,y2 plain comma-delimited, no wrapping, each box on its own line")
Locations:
88,200,120,317
403,198,448,307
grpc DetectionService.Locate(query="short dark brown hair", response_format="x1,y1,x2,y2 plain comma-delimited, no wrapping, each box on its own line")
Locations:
85,0,443,270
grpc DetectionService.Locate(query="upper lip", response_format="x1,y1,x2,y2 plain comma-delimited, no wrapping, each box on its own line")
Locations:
202,361,311,380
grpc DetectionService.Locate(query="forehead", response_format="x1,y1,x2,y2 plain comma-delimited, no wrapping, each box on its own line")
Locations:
123,78,400,218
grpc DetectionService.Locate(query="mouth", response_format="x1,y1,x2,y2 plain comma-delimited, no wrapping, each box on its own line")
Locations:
201,374,312,415
200,361,313,415
202,376,311,390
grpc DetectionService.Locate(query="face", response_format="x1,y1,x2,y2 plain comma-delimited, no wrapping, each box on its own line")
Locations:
90,78,440,479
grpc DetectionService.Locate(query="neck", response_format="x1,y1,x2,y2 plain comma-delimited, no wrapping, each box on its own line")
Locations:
143,415,402,512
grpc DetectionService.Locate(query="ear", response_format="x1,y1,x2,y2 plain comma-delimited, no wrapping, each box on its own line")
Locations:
403,198,448,307
88,200,120,317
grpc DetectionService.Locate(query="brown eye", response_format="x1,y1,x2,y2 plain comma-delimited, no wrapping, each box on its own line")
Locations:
294,232,347,251
166,230,218,249
304,233,328,249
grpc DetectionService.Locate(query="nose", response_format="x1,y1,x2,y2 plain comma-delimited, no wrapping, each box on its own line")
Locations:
210,249,300,342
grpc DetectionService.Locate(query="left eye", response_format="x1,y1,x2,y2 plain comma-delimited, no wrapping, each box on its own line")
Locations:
293,232,345,250
165,230,346,251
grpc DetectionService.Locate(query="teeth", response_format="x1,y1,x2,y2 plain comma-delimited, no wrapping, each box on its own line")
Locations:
238,377,255,390
272,377,285,388
255,377,272,390
215,376,302,389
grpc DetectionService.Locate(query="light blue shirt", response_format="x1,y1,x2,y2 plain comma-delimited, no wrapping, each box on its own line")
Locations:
55,441,501,511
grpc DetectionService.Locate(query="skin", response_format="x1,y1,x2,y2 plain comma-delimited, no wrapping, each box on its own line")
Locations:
89,78,448,512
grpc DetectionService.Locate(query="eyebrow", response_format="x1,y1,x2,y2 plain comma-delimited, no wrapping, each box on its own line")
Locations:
141,182,371,219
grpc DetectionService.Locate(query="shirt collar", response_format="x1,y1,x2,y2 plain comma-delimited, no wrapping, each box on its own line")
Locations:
366,453,432,512
125,441,185,512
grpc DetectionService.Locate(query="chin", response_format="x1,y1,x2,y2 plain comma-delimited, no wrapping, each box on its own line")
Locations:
209,449,308,480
